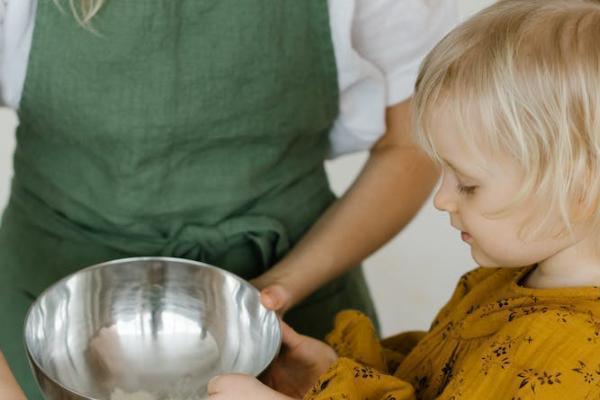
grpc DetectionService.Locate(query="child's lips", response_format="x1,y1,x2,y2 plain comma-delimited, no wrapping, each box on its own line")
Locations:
461,232,472,242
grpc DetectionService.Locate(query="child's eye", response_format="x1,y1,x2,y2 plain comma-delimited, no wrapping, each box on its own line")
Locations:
457,183,478,196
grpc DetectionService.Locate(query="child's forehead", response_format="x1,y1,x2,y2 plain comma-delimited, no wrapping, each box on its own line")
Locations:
427,103,485,151
426,106,509,178
437,146,494,180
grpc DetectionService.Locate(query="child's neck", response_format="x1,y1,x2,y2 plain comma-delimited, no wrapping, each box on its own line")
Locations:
525,235,600,289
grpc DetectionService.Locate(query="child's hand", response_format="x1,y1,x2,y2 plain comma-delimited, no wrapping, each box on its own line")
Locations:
261,322,338,398
0,351,27,400
208,374,295,400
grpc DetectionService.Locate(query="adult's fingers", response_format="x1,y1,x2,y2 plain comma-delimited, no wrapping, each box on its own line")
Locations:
260,284,291,315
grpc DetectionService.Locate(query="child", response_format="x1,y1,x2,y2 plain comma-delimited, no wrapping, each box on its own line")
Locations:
208,0,600,399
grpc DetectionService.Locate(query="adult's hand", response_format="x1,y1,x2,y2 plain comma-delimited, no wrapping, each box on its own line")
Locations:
251,274,293,316
0,350,27,400
253,99,438,315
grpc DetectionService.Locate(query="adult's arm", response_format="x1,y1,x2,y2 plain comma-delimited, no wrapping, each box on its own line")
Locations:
253,98,439,311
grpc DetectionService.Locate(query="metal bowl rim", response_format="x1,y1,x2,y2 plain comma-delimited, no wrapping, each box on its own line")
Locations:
23,256,282,400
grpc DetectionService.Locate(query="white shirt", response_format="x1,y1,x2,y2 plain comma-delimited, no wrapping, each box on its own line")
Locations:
0,0,458,157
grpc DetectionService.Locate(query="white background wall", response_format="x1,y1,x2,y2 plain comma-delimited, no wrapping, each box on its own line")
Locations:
0,0,494,337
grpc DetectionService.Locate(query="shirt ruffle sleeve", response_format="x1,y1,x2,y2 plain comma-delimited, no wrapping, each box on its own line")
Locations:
325,310,426,375
303,310,422,400
304,357,416,400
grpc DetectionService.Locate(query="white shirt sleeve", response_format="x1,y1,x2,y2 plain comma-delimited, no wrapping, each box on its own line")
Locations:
0,0,6,107
328,0,459,158
0,0,36,109
354,0,459,106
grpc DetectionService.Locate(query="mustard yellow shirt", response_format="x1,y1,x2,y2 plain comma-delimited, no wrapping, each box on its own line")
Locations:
305,267,600,400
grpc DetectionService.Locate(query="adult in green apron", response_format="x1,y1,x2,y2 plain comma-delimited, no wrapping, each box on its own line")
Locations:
0,1,440,399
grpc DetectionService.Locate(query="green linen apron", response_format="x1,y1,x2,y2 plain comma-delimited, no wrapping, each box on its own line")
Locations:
0,1,378,398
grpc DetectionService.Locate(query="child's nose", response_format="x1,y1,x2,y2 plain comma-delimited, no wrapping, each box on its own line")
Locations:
433,177,458,213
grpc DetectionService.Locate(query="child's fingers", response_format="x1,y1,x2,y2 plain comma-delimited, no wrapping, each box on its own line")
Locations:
207,374,253,395
279,320,304,350
207,374,226,395
207,374,284,400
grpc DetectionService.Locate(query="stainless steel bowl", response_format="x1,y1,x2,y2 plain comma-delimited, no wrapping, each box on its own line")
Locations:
24,257,281,400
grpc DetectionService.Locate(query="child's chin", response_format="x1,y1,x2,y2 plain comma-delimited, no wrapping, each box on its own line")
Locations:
470,248,502,268
471,250,526,269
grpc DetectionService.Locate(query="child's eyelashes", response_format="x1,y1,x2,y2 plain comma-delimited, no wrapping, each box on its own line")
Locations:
457,183,478,196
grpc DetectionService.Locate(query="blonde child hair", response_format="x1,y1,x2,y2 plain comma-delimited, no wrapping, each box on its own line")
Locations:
413,0,600,239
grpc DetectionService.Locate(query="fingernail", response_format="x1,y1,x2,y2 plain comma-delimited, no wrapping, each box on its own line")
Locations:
262,292,275,307
269,298,281,310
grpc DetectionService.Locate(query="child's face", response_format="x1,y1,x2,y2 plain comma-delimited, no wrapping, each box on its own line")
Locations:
430,118,573,268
